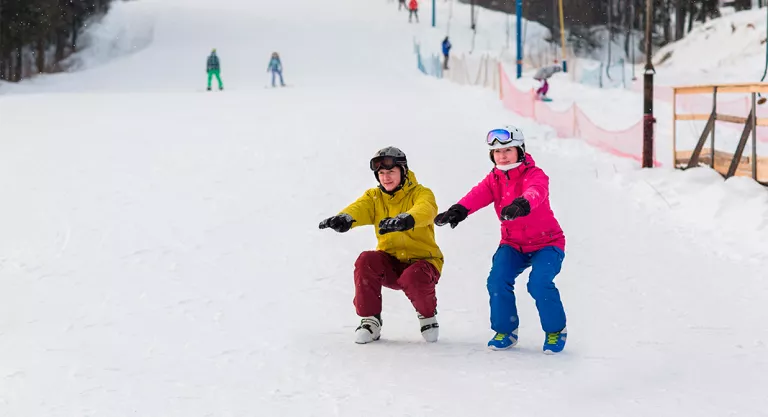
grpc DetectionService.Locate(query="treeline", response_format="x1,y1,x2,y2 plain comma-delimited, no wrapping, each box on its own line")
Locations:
464,0,766,54
0,0,114,82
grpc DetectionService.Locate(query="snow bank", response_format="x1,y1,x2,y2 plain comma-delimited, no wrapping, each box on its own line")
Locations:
611,166,768,263
652,7,768,85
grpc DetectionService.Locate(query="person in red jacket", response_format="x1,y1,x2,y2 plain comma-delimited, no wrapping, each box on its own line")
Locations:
408,0,419,23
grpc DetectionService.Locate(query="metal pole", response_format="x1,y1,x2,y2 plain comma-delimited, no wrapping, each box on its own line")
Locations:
558,0,567,72
432,0,436,27
642,0,655,168
607,0,612,81
471,0,475,30
0,0,3,81
759,4,768,104
631,0,636,80
516,0,522,78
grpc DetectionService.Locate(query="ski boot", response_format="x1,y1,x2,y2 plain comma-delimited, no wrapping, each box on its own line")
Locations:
418,312,439,343
354,316,382,344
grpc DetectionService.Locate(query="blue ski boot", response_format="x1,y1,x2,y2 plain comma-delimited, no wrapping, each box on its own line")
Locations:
487,329,519,350
543,327,567,354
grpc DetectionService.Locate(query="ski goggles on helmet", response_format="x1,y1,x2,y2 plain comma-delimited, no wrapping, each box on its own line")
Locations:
370,156,402,171
486,128,517,146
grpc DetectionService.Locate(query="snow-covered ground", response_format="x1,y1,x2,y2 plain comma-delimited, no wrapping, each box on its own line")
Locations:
1,0,767,416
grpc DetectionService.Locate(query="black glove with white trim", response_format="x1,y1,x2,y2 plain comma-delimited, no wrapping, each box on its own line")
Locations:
434,204,469,229
500,197,531,221
378,213,415,235
319,213,355,233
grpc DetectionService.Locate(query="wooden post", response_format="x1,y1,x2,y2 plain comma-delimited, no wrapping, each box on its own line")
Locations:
726,108,754,178
687,112,716,168
752,92,758,181
558,0,567,72
672,88,677,167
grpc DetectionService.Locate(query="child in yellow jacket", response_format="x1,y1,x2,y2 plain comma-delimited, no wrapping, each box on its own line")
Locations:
319,146,444,344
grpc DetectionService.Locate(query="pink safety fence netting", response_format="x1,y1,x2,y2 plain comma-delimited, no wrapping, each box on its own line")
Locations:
500,66,659,166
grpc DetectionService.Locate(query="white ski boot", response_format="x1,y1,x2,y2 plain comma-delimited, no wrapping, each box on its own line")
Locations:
354,316,382,344
418,313,439,343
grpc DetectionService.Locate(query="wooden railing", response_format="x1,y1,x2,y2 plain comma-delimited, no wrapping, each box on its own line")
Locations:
673,83,768,185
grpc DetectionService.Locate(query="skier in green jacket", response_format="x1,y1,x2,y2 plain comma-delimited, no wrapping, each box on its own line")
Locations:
206,49,223,91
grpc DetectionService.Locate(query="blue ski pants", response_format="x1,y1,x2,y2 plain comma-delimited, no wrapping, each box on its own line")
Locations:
486,244,566,334
271,69,285,87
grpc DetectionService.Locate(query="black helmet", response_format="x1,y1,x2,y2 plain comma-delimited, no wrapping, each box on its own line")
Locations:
370,146,409,191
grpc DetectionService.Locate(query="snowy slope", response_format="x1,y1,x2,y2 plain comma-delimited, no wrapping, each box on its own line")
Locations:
652,6,768,86
1,1,767,416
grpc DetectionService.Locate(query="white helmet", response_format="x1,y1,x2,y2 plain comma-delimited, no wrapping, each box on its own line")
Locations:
487,125,526,163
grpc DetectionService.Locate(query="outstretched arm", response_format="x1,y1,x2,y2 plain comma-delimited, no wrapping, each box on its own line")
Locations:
320,191,375,233
521,168,549,211
405,187,438,228
457,174,494,215
339,190,375,228
435,174,494,228
500,168,550,220
378,187,438,235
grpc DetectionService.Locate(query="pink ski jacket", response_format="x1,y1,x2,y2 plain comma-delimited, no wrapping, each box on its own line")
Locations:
457,154,565,253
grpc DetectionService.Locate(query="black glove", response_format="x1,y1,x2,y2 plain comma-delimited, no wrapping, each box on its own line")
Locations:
378,213,415,235
434,204,469,229
500,197,531,221
319,213,355,233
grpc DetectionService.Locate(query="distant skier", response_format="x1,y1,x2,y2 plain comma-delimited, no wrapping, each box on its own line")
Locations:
267,52,286,87
398,0,406,10
441,36,451,70
318,147,443,345
533,65,561,101
206,49,223,91
536,79,549,100
408,0,419,23
434,125,568,354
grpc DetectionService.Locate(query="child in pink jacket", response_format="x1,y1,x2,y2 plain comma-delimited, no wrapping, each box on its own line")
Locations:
434,125,568,354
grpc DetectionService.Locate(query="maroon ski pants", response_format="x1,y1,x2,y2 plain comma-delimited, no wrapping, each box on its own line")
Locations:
353,250,440,318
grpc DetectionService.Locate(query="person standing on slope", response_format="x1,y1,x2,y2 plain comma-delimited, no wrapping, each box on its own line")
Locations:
433,126,568,354
408,0,419,23
206,49,224,91
441,36,452,70
267,52,286,87
319,147,443,345
399,0,406,10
